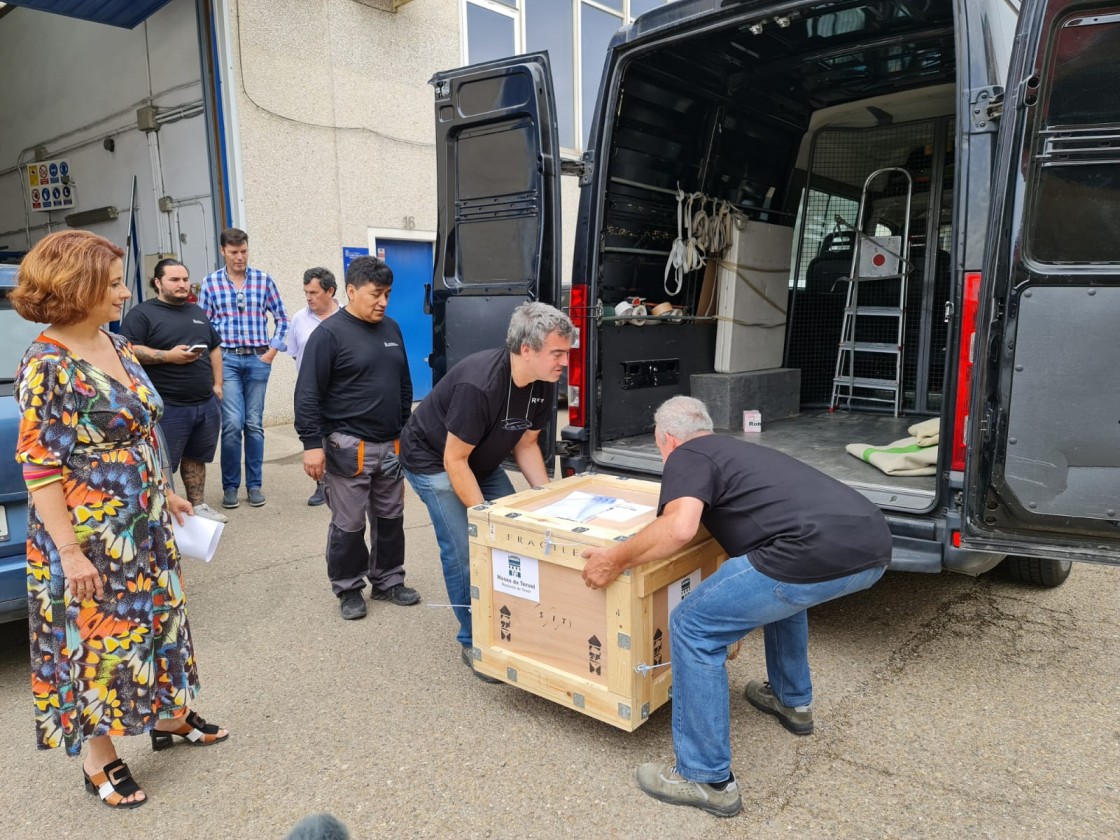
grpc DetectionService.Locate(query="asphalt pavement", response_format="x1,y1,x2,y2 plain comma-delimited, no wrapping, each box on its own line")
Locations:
0,423,1117,839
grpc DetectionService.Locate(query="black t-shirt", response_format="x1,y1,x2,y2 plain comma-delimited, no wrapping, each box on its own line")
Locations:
658,435,892,583
119,300,221,405
400,347,553,476
293,309,412,446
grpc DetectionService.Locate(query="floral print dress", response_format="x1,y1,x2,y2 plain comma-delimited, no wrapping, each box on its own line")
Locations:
15,331,200,755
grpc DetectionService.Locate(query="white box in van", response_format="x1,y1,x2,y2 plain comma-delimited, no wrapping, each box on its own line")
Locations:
714,220,793,373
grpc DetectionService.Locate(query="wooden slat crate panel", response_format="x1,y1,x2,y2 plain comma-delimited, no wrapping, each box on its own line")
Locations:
468,474,726,731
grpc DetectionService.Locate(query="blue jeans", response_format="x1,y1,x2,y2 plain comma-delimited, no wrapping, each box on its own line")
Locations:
670,555,886,783
219,351,271,491
403,466,515,648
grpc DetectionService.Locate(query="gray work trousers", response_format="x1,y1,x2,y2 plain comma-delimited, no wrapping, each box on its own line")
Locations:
323,432,406,596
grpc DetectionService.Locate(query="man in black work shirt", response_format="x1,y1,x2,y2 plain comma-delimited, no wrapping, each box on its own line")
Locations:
582,396,891,818
399,302,574,680
294,256,419,620
120,258,226,522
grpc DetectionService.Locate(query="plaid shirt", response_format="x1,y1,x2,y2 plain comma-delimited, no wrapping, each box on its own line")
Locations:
199,266,289,351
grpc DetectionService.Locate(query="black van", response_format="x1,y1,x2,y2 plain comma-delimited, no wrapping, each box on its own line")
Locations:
429,0,1120,586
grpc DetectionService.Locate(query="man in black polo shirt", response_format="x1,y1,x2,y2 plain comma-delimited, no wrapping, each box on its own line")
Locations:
120,258,226,522
294,256,419,620
581,396,891,818
399,302,574,680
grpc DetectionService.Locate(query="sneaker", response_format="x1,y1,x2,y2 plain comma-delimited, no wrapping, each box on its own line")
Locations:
247,488,267,507
339,589,367,620
635,762,741,818
744,680,814,735
369,584,420,606
221,488,239,509
307,481,326,507
461,647,501,684
193,503,229,524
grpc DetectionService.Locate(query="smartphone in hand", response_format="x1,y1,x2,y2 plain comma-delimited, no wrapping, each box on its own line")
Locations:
187,344,208,354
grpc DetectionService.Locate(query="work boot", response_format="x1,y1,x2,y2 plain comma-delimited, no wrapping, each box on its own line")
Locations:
635,762,741,817
339,589,367,620
307,480,326,507
744,680,814,735
369,584,420,606
461,647,501,684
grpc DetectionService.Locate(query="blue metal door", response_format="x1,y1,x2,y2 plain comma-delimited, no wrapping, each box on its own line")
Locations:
377,239,434,399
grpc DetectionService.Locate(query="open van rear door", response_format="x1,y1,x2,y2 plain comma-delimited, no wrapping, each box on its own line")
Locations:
428,53,562,386
962,1,1120,564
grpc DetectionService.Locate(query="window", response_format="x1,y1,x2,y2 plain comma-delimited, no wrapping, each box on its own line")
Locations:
792,190,893,289
0,288,45,385
1024,11,1120,264
462,0,673,152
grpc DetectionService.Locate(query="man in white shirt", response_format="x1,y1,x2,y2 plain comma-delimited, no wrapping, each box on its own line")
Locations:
287,267,341,505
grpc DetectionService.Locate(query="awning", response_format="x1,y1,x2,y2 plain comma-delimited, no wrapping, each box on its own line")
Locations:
3,0,175,29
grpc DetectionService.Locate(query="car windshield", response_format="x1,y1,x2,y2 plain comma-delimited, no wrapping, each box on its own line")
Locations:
0,291,47,383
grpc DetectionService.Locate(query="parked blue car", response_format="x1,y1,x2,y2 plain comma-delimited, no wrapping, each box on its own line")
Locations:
1,261,43,623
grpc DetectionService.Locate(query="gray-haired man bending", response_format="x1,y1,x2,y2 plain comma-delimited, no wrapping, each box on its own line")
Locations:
399,302,574,679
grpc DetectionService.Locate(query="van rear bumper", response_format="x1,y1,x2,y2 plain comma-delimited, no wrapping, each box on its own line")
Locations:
885,510,1004,576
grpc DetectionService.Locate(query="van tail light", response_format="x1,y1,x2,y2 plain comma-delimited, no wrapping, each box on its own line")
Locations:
951,271,982,472
567,283,588,428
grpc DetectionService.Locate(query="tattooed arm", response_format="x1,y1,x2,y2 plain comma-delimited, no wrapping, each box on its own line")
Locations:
131,344,201,365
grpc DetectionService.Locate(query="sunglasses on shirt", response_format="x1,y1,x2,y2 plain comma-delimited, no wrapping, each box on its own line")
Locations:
501,380,534,432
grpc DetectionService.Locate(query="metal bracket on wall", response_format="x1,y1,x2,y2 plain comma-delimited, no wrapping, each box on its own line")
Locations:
618,633,631,650
469,585,480,600
573,693,585,709
618,703,632,720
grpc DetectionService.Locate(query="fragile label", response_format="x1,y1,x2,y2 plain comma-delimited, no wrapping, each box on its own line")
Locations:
492,549,540,601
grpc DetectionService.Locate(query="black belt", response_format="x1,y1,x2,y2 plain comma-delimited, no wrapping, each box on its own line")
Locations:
224,346,269,355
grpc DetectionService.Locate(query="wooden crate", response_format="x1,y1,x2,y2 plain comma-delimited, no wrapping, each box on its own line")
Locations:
467,474,726,731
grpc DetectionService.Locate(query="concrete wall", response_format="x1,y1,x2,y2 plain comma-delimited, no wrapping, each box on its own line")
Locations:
226,0,453,422
0,0,215,282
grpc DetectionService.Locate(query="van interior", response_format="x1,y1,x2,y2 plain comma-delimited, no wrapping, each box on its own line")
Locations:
590,1,961,512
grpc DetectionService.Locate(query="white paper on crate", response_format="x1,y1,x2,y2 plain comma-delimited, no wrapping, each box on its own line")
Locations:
491,549,541,601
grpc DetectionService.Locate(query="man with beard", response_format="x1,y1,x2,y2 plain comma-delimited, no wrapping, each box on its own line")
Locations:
120,258,227,522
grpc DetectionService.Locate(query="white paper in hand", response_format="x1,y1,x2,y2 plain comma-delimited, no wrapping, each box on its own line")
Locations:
172,514,224,562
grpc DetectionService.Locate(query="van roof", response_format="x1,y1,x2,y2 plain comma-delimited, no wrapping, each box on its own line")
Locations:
614,1,956,119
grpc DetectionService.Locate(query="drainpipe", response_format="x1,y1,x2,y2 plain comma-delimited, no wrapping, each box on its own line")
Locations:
138,105,172,254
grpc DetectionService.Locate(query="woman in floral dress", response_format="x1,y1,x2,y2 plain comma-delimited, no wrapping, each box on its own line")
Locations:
13,231,228,809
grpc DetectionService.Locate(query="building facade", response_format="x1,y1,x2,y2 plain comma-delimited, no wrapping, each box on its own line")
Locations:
0,0,669,420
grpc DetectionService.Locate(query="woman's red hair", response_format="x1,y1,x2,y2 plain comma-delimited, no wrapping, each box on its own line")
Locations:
11,230,125,326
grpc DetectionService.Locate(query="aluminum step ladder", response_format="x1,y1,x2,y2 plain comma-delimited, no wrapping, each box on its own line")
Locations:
830,168,914,417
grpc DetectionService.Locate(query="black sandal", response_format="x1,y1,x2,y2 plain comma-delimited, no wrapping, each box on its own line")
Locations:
150,710,230,751
83,758,147,809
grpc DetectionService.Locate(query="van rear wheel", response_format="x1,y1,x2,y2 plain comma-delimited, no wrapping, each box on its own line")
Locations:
1002,556,1072,588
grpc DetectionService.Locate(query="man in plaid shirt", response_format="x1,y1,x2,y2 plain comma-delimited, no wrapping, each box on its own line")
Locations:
200,228,289,509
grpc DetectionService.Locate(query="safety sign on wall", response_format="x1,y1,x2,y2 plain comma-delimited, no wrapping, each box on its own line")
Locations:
26,159,75,213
